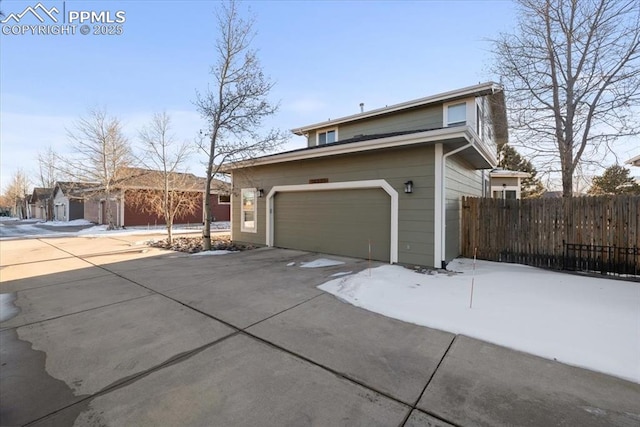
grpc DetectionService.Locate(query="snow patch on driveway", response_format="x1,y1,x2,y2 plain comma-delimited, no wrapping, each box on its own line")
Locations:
190,250,237,256
318,259,640,383
300,259,346,268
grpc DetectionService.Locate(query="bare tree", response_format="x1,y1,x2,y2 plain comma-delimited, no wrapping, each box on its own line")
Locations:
195,0,287,250
2,169,30,219
35,146,59,219
493,0,640,197
63,108,133,229
130,112,200,244
36,146,58,189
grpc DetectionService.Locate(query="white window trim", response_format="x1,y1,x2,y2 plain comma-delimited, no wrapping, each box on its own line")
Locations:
218,194,231,204
315,127,338,146
265,180,398,264
443,100,469,127
240,188,258,233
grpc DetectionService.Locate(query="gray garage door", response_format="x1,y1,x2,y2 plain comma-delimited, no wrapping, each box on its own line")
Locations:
273,188,391,262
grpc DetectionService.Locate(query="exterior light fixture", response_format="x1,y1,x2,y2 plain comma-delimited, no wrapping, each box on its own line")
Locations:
257,188,265,198
404,180,414,194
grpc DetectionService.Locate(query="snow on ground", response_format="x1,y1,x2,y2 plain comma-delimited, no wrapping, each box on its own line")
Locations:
190,250,238,256
0,220,230,240
43,219,94,227
76,223,229,238
331,271,353,277
300,258,346,268
319,258,640,383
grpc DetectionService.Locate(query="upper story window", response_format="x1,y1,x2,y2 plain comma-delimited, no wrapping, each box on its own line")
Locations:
317,128,337,145
446,103,466,127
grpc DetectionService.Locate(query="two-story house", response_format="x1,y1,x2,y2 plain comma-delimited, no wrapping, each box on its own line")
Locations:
228,82,507,268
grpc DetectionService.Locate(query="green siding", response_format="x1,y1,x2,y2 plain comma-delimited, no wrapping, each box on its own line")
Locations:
232,145,436,266
444,154,483,261
339,105,443,140
306,104,443,147
274,189,391,261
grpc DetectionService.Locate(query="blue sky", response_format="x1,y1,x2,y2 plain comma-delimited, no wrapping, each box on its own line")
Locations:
5,0,632,192
0,0,521,190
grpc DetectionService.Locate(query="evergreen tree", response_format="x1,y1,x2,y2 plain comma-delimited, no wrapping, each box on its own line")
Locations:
588,165,640,195
498,144,545,198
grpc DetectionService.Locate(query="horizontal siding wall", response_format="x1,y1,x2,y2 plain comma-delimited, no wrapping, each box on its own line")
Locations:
232,144,436,266
339,105,443,141
305,105,443,147
445,154,483,261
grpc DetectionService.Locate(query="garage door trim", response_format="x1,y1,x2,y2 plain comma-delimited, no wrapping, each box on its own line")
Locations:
266,180,398,263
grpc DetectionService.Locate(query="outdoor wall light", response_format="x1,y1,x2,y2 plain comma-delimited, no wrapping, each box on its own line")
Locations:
257,188,265,198
404,180,414,194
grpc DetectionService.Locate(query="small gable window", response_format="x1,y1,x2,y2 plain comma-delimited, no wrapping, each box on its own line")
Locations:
317,129,337,145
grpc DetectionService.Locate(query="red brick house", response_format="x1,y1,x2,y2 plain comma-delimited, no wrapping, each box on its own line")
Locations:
83,168,230,227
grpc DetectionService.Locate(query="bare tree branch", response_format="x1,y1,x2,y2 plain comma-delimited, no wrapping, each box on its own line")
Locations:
1,169,31,219
194,0,288,250
62,108,134,229
493,0,640,196
132,112,200,244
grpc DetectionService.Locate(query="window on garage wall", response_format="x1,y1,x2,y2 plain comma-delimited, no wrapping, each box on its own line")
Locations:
241,188,257,233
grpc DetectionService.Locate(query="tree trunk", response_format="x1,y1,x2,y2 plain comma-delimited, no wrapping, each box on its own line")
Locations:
203,131,217,251
562,166,573,198
203,182,212,251
167,219,173,245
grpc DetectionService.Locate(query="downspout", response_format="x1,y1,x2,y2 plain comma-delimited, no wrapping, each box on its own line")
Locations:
438,142,473,269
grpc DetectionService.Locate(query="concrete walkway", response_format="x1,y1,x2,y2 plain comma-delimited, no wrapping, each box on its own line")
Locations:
1,236,639,426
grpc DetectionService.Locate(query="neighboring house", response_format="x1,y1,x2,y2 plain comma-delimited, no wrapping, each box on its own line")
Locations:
53,182,97,221
227,82,507,268
489,169,530,200
626,154,640,167
83,168,230,227
31,187,53,221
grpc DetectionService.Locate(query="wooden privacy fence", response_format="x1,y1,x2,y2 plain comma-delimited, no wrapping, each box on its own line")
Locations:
460,195,640,276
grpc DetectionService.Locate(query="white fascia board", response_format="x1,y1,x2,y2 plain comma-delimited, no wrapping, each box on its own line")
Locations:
291,82,503,135
490,171,530,178
230,127,473,170
625,154,640,166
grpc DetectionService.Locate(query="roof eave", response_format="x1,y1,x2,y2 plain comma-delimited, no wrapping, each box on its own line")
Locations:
226,127,479,170
625,154,640,166
291,81,504,135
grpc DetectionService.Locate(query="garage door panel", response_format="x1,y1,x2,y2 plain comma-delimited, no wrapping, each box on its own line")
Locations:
274,189,391,262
